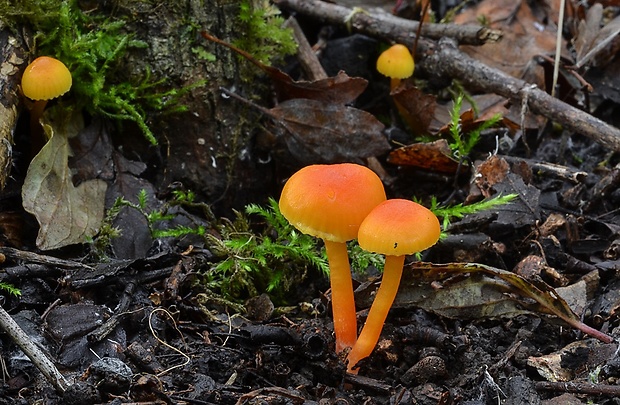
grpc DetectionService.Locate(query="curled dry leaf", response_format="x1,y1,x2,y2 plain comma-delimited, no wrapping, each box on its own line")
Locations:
387,262,613,343
391,82,436,135
22,112,107,250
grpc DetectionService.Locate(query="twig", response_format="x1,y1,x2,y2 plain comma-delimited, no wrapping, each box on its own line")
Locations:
500,155,588,183
284,17,327,80
0,306,68,392
0,247,93,270
535,381,620,397
274,0,501,46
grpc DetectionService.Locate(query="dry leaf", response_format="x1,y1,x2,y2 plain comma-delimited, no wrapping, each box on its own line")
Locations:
379,262,613,343
391,82,437,135
268,98,390,163
454,0,564,84
387,139,460,174
22,111,107,250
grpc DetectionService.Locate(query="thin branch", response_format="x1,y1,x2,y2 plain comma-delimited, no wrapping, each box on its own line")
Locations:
273,0,502,46
0,307,69,392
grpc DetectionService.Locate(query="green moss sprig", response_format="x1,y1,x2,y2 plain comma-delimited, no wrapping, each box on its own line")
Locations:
448,93,502,159
235,0,297,66
204,198,327,302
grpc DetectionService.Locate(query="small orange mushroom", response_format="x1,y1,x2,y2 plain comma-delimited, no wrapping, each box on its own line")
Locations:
279,163,386,352
21,56,72,137
376,44,414,91
346,199,440,372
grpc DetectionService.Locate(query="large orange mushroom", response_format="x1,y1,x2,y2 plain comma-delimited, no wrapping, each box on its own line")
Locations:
279,164,386,352
346,199,440,372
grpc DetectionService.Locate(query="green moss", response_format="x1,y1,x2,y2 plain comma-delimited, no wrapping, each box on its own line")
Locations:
234,0,297,67
2,0,194,145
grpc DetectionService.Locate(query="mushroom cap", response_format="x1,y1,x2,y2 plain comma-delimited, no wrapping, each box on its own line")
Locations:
279,163,386,242
376,44,415,79
21,56,72,101
358,199,440,256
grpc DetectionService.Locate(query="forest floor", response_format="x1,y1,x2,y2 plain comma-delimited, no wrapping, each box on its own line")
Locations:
1,0,620,404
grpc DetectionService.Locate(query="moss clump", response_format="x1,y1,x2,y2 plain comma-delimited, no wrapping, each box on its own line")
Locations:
2,0,191,145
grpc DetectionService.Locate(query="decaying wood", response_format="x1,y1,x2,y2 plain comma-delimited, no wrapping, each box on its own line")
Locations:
276,0,620,152
274,0,502,46
0,28,30,190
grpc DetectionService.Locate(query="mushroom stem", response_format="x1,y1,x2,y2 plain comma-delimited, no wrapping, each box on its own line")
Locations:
324,239,358,353
390,78,401,92
346,254,405,372
29,100,49,154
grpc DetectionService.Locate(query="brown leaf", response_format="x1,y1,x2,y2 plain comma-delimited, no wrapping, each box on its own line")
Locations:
268,99,390,163
391,82,436,135
272,70,368,105
454,0,565,85
201,32,367,104
387,139,460,174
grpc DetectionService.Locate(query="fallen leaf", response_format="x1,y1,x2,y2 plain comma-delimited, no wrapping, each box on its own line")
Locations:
527,339,617,382
387,139,460,174
391,82,436,135
454,0,564,85
22,111,107,250
268,98,391,163
573,3,620,68
381,262,613,343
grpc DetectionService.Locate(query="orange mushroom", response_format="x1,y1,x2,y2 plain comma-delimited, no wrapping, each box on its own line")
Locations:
346,199,440,372
21,56,72,137
376,44,414,91
279,164,386,352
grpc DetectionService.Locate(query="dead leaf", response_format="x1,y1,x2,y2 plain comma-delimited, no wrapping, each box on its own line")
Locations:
474,155,540,229
391,82,436,135
272,70,368,105
387,139,460,174
454,0,564,85
573,3,620,68
268,98,391,163
379,262,613,343
22,111,107,250
201,31,367,104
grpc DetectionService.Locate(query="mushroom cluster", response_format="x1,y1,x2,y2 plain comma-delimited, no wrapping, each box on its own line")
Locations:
279,163,386,352
279,164,441,372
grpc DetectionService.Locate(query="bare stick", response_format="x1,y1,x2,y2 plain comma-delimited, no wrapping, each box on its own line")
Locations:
0,306,69,392
273,0,501,46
